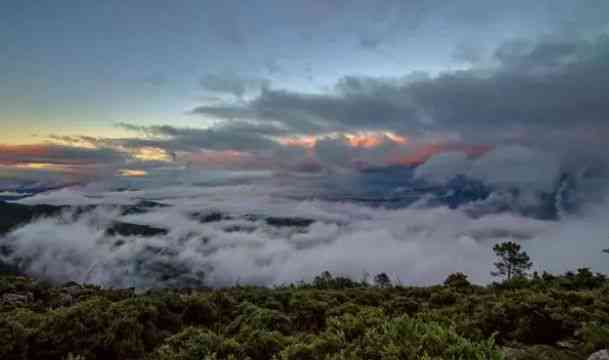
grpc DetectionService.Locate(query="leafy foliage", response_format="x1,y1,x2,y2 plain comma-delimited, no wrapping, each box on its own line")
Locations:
0,270,608,360
373,272,392,288
491,242,533,281
444,272,471,288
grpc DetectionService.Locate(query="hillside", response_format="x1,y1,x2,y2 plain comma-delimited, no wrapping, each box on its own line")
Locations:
1,271,608,360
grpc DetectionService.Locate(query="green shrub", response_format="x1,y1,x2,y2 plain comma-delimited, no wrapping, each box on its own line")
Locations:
278,312,504,360
277,333,343,360
0,313,29,360
312,271,362,289
429,289,458,307
27,297,115,359
182,295,218,327
384,296,421,316
153,327,226,360
444,272,471,288
326,307,385,342
357,316,504,360
287,293,329,332
226,302,291,335
0,272,607,359
581,322,609,354
238,330,289,360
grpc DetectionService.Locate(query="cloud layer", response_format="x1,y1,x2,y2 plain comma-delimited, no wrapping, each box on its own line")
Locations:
2,173,608,288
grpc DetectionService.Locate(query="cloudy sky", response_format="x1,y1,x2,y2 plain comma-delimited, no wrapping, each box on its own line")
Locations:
1,1,609,287
1,0,608,186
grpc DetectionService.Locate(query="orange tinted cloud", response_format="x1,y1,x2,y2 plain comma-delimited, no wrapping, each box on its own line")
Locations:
0,145,51,162
13,162,68,171
118,169,148,177
392,143,493,166
278,136,318,149
0,143,127,184
0,144,123,165
345,131,409,148
384,132,409,145
185,150,271,169
344,132,384,148
279,131,408,150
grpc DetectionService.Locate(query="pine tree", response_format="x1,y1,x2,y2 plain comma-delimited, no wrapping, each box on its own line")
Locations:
374,273,392,288
491,241,532,281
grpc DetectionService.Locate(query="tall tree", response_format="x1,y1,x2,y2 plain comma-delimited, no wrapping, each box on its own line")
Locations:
374,273,392,288
491,241,532,281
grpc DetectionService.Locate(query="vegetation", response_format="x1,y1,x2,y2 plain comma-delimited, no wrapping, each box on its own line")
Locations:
0,241,607,359
491,242,533,281
1,264,608,360
373,272,392,288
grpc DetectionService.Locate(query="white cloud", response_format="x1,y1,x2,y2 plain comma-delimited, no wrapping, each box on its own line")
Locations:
470,145,561,192
0,191,31,197
3,176,607,288
414,145,563,194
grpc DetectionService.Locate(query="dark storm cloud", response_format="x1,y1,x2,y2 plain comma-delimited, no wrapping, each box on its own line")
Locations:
193,84,419,134
187,104,256,120
493,39,580,70
0,144,126,166
412,36,609,142
0,144,130,189
116,122,282,152
47,32,609,177
191,35,609,151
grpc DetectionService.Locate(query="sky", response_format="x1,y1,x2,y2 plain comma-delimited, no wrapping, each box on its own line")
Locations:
1,0,608,183
1,1,609,286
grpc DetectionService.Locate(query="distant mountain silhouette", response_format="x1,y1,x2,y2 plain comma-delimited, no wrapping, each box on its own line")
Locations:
0,202,66,235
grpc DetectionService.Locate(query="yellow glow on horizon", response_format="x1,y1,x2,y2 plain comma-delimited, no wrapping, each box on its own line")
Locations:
130,147,173,162
13,162,66,171
49,137,98,149
118,169,148,177
0,120,135,145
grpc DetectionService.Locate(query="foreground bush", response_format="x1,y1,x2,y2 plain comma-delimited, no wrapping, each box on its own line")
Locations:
0,273,608,359
278,309,503,360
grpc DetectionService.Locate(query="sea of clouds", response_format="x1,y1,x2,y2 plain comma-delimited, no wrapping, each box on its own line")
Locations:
1,169,607,289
